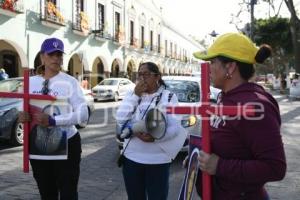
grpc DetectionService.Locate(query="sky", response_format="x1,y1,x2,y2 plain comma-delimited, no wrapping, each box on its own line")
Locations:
160,0,300,42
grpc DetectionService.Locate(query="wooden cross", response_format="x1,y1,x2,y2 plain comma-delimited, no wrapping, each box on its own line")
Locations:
168,63,255,200
0,69,56,173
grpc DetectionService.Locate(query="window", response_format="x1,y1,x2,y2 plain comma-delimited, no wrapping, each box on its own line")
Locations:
150,31,153,51
165,80,200,103
141,26,145,48
74,0,84,29
75,0,84,12
114,12,121,41
47,0,57,5
130,20,134,45
158,34,161,53
97,3,105,33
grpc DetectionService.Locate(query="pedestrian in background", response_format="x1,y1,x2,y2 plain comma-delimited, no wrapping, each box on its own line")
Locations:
18,37,88,200
116,62,186,200
193,33,286,200
0,68,9,81
81,76,89,89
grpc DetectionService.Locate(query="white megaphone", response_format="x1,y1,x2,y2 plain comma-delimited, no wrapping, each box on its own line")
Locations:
120,108,167,140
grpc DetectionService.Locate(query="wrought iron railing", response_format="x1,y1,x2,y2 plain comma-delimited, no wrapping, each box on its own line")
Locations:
41,2,65,25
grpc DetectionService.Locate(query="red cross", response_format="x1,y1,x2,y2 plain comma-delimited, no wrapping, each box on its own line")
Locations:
168,63,255,200
0,69,56,173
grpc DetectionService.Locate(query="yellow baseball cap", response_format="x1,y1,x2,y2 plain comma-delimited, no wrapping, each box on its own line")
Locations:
193,33,259,64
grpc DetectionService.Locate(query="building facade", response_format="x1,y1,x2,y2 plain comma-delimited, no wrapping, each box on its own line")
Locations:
0,0,202,87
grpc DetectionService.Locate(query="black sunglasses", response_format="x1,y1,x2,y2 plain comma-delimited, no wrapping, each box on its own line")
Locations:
41,79,49,95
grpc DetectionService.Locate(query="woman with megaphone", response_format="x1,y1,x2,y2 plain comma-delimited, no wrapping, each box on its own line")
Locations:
116,62,187,200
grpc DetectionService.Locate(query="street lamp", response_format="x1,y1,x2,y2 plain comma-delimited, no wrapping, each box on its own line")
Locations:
209,30,218,38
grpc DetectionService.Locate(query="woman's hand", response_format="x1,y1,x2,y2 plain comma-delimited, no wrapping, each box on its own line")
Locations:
18,111,31,123
136,132,155,142
198,150,219,175
134,80,147,97
33,113,51,127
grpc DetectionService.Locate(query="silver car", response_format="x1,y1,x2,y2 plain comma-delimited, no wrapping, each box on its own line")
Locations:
0,78,95,145
163,76,221,151
92,78,135,102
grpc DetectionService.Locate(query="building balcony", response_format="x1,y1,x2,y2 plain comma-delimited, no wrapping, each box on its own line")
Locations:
72,12,89,37
93,29,112,42
0,0,24,17
112,31,125,46
40,3,65,29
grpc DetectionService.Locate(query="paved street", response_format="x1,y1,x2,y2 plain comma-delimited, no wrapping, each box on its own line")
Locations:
0,92,300,200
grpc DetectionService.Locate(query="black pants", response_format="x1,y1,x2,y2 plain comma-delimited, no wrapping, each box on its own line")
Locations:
30,133,81,200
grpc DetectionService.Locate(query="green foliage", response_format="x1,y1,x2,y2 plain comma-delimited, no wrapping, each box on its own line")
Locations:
252,17,293,76
253,17,292,55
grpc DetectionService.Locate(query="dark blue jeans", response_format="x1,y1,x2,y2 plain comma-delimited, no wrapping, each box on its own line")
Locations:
122,157,171,200
30,133,81,200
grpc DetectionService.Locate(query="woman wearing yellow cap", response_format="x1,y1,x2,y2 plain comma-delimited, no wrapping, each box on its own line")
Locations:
193,33,286,200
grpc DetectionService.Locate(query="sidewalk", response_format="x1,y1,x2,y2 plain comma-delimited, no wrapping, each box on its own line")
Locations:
266,90,300,200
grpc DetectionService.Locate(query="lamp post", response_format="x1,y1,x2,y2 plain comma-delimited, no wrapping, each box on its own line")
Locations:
209,30,218,38
209,30,219,44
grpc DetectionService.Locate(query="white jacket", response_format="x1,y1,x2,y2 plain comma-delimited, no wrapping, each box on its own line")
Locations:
30,72,88,139
116,86,186,164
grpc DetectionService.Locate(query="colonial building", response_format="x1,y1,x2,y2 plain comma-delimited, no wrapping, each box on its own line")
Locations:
0,0,202,87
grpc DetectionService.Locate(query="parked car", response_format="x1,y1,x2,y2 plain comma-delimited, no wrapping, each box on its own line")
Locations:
92,78,135,102
163,76,221,151
0,78,95,145
0,78,23,145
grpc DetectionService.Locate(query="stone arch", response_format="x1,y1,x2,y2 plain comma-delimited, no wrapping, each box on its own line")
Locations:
91,57,106,87
67,53,85,81
111,58,122,78
0,39,28,78
126,59,136,81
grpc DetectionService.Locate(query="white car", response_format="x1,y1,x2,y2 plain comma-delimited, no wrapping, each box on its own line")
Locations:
162,76,221,151
92,78,135,102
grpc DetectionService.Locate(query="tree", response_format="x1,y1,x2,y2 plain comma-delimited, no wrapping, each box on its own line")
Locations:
231,0,300,73
253,17,292,76
284,0,300,73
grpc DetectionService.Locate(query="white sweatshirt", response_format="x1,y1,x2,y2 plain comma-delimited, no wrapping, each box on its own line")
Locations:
116,86,183,164
29,72,88,139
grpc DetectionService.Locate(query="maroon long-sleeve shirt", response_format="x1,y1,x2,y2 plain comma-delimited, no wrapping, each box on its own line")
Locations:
196,82,286,200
